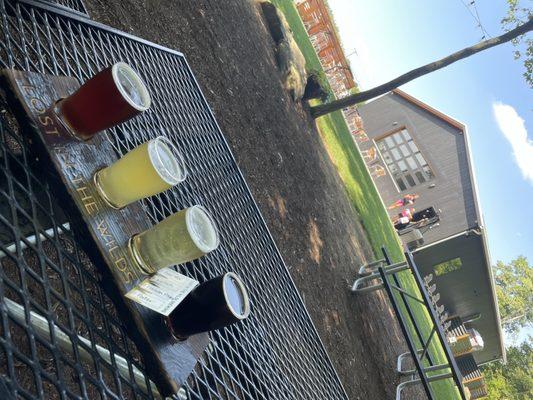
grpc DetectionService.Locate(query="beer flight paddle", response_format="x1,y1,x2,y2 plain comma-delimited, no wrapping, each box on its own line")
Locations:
1,63,250,395
71,62,250,336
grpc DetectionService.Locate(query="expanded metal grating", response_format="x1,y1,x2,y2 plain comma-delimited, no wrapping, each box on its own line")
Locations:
33,0,88,16
0,1,349,399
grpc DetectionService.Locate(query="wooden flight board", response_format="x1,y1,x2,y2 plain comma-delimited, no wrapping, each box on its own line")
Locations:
1,69,209,397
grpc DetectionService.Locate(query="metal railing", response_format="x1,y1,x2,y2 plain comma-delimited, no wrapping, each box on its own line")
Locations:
375,248,467,400
0,1,348,399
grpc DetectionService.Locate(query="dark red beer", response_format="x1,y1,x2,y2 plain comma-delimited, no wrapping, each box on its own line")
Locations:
166,272,250,340
56,62,151,140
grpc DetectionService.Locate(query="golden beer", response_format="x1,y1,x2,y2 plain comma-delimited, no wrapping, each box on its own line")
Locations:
94,136,186,209
129,206,220,274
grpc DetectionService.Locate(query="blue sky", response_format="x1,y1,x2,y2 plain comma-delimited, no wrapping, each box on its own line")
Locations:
328,0,533,266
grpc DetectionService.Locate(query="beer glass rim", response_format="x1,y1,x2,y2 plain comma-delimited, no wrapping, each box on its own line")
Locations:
149,136,187,185
185,205,220,254
112,62,151,111
223,272,250,320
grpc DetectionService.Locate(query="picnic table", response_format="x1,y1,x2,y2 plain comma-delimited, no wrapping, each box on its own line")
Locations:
354,248,470,400
0,1,348,399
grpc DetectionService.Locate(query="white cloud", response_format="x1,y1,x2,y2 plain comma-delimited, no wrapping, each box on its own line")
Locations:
493,102,533,185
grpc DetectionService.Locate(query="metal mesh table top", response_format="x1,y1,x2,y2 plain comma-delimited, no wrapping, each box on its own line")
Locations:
32,0,88,16
0,1,348,399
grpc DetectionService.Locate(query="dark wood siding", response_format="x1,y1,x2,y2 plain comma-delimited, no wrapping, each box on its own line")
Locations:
414,234,502,364
358,92,478,245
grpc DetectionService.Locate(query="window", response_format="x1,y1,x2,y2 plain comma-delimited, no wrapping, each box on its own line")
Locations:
434,258,462,276
397,160,407,172
415,171,426,183
406,157,417,170
402,130,412,140
415,153,426,166
423,165,434,179
376,129,434,191
396,178,407,191
393,133,403,145
391,148,401,161
405,174,416,187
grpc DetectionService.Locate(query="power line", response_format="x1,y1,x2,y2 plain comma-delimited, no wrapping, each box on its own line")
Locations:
458,0,492,40
472,3,491,39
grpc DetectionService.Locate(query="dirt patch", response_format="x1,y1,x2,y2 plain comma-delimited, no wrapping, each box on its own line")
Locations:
84,1,424,399
308,218,324,264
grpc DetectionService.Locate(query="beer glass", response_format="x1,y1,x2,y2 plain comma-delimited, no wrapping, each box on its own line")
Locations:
55,62,151,140
129,205,220,274
94,136,186,209
165,272,250,340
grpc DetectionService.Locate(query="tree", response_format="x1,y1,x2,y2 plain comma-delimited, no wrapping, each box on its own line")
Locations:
493,256,533,334
482,339,533,400
503,0,533,86
309,11,532,117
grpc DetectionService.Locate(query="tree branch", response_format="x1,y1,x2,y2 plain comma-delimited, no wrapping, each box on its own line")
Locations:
310,17,533,118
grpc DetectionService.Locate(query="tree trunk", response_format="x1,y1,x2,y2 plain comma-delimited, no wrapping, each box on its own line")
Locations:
310,17,533,118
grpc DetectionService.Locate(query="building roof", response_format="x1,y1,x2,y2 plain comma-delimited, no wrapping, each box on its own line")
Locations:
390,89,506,363
392,89,465,131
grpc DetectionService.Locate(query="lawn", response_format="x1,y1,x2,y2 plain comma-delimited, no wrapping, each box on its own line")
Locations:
271,1,461,398
312,102,404,261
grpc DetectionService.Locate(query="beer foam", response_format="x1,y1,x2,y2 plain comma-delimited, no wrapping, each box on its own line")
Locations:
112,62,151,111
223,273,250,319
186,206,219,254
149,137,186,185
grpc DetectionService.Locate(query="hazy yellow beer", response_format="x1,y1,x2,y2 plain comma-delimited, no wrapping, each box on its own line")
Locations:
94,136,186,209
129,205,220,274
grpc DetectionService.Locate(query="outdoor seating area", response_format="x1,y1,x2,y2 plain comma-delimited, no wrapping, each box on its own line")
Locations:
0,1,350,399
351,249,490,399
446,317,485,358
0,1,525,399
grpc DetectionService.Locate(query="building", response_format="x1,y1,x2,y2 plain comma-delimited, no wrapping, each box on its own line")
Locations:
296,1,362,142
357,90,505,364
295,0,355,97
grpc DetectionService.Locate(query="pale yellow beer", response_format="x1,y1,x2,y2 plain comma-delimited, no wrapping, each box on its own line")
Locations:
94,136,186,209
129,205,220,274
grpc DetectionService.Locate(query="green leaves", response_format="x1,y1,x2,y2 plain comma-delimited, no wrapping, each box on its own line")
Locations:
502,0,533,87
493,256,533,334
483,340,533,400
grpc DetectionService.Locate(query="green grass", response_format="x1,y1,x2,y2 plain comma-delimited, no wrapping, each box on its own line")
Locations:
394,272,463,398
271,1,461,398
312,104,404,261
